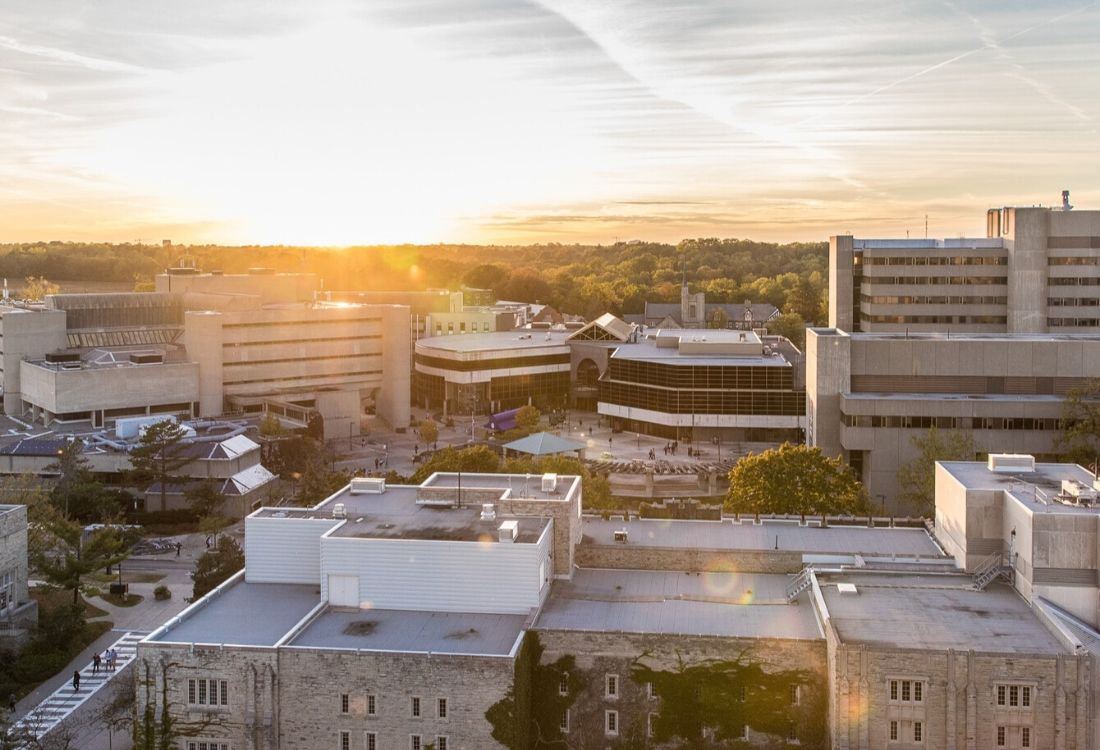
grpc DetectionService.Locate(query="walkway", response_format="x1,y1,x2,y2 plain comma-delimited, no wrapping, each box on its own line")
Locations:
12,631,143,740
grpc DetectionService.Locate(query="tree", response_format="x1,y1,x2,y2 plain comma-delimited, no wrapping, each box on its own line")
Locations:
128,420,192,512
29,500,131,606
897,427,975,516
46,439,90,516
725,443,868,516
502,454,613,510
184,481,224,519
769,312,807,349
410,445,501,483
419,419,439,447
259,412,286,437
131,659,217,750
191,536,244,600
296,455,349,506
1057,379,1100,467
514,406,541,436
20,276,59,301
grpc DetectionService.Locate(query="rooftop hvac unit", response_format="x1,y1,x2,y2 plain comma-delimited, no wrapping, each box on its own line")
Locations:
541,473,558,493
481,503,497,521
613,529,629,543
498,520,518,543
332,503,347,519
988,454,1035,473
349,477,385,494
1062,480,1098,504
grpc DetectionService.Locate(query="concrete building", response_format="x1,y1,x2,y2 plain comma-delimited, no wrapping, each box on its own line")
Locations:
134,464,1100,749
806,327,1100,510
0,278,412,434
0,503,36,650
829,198,1100,334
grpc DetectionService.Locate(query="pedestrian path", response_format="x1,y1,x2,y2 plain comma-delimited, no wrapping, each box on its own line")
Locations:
13,631,145,740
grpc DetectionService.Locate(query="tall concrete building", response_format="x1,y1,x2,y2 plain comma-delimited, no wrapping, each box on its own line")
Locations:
806,328,1100,510
830,197,1100,334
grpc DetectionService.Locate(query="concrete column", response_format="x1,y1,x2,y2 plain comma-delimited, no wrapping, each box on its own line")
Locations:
858,648,870,749
829,235,855,331
946,649,957,750
805,328,851,458
1056,654,1067,750
1076,654,1088,750
966,651,977,750
183,310,225,417
836,675,850,750
1005,207,1050,334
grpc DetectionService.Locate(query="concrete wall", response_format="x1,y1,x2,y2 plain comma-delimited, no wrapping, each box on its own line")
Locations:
183,310,225,416
829,236,855,331
0,308,69,415
805,328,850,458
377,304,411,431
1005,208,1051,334
19,359,199,418
157,272,317,305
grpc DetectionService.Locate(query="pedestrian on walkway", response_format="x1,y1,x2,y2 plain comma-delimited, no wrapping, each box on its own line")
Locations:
176,542,182,557
7,692,15,714
72,671,80,692
92,653,101,674
108,648,117,672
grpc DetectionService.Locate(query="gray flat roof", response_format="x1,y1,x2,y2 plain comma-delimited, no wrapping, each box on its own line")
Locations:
819,573,1067,654
610,341,791,367
582,518,944,557
255,484,552,543
536,568,821,640
415,331,571,354
848,332,1100,342
422,472,579,501
288,608,525,655
149,581,319,646
940,461,1100,515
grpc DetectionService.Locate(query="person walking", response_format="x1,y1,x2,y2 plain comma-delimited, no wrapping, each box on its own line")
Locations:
7,692,16,714
72,671,80,692
92,652,101,674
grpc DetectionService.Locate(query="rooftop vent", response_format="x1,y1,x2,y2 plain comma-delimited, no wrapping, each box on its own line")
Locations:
498,520,518,543
837,583,859,595
350,477,385,494
332,503,347,519
988,454,1035,473
1061,479,1097,505
613,529,629,543
541,473,558,493
481,503,496,521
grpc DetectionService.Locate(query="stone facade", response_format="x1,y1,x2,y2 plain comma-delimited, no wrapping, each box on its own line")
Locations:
134,641,514,750
575,543,802,574
535,629,829,748
0,503,35,649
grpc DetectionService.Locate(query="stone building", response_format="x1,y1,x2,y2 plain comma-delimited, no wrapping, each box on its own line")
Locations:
0,503,36,651
135,459,1100,748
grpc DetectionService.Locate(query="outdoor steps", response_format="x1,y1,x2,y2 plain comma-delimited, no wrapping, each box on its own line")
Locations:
13,631,145,740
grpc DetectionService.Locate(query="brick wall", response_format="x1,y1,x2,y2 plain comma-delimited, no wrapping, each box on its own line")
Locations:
575,542,803,574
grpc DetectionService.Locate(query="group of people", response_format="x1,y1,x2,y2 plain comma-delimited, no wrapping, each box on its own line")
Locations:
71,647,121,691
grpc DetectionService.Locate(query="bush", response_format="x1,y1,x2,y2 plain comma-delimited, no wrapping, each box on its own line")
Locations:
154,585,172,601
128,509,198,526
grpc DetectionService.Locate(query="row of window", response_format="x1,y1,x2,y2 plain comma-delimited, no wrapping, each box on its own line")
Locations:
862,315,1007,325
1049,317,1100,327
1048,256,1100,265
225,368,383,387
861,294,1007,305
860,275,1007,285
187,678,228,708
431,321,493,334
997,725,1032,747
600,382,806,417
1048,235,1100,249
414,352,570,373
338,693,446,719
862,256,1007,266
339,731,446,750
889,719,922,743
1049,277,1100,286
587,709,795,741
1048,297,1100,306
843,414,1063,432
222,316,382,330
224,333,382,348
224,352,381,368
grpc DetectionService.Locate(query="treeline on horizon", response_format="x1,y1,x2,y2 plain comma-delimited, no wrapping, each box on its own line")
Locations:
0,238,828,330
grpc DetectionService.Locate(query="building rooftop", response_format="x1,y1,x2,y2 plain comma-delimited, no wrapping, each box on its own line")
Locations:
535,568,821,640
287,608,525,656
940,461,1100,515
818,573,1067,654
415,330,571,355
148,580,319,647
853,238,1004,250
843,331,1100,343
582,518,944,558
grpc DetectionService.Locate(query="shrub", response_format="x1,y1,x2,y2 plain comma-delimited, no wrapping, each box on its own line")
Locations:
154,585,171,601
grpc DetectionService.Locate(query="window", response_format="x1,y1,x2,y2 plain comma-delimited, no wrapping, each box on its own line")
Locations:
914,722,922,742
996,683,1033,707
647,712,655,737
646,682,656,699
367,694,376,716
410,736,421,750
890,721,898,741
1021,686,1032,707
187,679,228,708
889,679,923,704
789,684,800,705
411,696,421,718
1022,727,1031,747
605,710,619,736
340,694,349,714
186,743,229,750
437,698,447,718
366,734,376,750
787,723,797,742
436,737,447,750
997,726,1006,746
558,674,569,696
605,674,619,698
560,709,570,733
340,731,350,750
1009,685,1019,706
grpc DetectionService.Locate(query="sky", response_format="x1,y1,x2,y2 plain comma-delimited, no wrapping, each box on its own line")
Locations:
1,0,1098,246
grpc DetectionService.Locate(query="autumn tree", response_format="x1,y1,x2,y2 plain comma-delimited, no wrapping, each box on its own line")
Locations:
514,406,541,436
1057,379,1100,467
419,419,439,447
410,445,500,483
191,536,244,600
20,276,59,301
897,427,976,516
259,412,285,437
768,312,807,349
725,443,868,516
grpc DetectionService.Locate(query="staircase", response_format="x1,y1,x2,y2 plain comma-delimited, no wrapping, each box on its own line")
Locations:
971,553,1014,591
786,567,815,603
13,631,145,740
